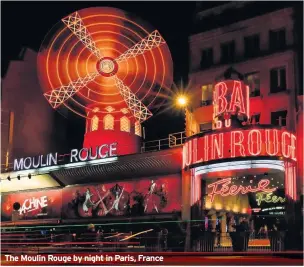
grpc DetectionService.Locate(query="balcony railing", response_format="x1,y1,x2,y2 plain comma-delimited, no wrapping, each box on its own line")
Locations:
141,131,186,153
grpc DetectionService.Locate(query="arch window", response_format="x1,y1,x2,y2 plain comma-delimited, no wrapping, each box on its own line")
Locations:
91,115,99,131
135,121,141,136
120,116,130,132
103,114,114,130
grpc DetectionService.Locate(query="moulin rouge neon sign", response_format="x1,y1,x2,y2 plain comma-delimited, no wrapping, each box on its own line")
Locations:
183,128,297,167
213,80,250,129
213,80,250,119
207,178,276,203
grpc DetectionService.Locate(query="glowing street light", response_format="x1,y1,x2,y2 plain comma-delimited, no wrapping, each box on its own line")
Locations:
176,95,188,107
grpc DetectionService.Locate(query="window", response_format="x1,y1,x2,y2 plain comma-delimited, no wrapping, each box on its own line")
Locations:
269,29,286,51
200,122,212,132
245,72,260,96
91,115,99,131
270,67,286,93
135,121,141,136
120,116,130,132
250,114,260,124
244,34,260,57
201,84,213,105
200,48,213,68
103,114,114,130
220,41,235,63
271,110,287,127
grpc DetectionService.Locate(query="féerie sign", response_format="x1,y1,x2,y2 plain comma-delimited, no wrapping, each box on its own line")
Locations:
207,177,276,203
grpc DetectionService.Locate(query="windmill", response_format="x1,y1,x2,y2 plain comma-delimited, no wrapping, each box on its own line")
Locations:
37,7,173,155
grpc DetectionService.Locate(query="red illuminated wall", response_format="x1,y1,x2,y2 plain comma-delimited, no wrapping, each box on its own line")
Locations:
83,129,141,156
1,175,181,222
62,174,181,219
1,189,62,222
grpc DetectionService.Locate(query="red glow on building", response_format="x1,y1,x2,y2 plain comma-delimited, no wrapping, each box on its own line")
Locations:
183,128,297,167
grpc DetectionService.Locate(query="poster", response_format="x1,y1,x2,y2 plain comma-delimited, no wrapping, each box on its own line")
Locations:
1,189,62,221
62,174,181,218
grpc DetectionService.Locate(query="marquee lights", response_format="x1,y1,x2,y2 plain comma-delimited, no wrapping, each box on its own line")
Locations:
183,128,297,167
207,177,276,203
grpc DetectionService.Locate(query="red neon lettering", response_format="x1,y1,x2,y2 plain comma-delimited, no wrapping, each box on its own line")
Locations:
207,178,276,203
265,129,279,156
228,81,246,114
224,119,231,128
182,145,187,168
248,130,262,156
204,136,209,161
185,140,192,166
211,133,224,160
290,134,297,161
231,131,245,157
282,131,291,158
215,120,222,129
246,86,250,117
214,82,228,117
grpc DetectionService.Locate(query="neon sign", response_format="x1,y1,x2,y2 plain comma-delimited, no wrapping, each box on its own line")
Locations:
183,128,297,167
19,196,48,215
256,192,286,206
13,143,117,171
213,80,250,124
207,178,276,203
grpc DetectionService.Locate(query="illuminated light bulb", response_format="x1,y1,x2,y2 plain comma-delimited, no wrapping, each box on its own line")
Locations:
176,95,188,107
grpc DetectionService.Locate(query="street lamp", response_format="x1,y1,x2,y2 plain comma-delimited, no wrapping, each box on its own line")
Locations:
176,95,188,108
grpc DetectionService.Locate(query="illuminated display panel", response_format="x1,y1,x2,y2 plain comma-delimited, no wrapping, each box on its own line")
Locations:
1,189,62,221
62,174,181,218
1,175,181,221
204,172,286,215
183,128,297,167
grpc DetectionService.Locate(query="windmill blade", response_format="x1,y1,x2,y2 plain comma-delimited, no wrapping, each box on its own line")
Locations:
62,12,103,59
44,72,99,109
115,30,165,63
113,76,153,123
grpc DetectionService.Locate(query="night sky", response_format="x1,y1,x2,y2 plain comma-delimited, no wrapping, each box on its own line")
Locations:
1,1,223,148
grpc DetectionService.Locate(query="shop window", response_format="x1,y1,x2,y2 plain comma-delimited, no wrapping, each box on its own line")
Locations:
245,72,260,97
244,34,260,58
200,48,213,69
220,40,235,63
103,114,114,130
270,67,286,93
269,28,286,51
120,116,130,132
200,122,212,132
91,115,99,131
271,110,287,127
250,113,260,124
135,121,141,136
201,84,213,105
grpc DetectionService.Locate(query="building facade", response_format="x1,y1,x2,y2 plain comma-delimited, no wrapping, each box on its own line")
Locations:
187,1,303,199
0,2,303,252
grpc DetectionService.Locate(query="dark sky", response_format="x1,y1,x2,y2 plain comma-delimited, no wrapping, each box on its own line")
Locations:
1,1,222,148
